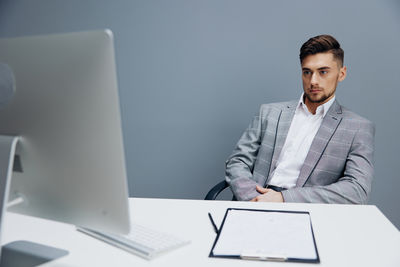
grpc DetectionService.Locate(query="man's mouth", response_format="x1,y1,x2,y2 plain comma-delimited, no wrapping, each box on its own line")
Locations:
309,88,322,93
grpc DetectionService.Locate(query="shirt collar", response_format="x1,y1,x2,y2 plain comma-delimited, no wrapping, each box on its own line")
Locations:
297,93,335,117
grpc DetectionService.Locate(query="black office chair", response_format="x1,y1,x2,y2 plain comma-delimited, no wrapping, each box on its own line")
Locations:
204,180,236,200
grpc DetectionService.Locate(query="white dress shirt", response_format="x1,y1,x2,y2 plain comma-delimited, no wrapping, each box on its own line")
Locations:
268,94,335,188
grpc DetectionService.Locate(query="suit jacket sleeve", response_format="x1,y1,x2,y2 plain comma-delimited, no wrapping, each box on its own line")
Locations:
282,120,375,204
225,107,265,201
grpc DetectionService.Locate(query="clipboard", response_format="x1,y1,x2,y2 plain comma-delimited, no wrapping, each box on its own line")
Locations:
209,208,320,263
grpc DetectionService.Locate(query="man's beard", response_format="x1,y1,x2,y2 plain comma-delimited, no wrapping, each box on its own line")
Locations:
304,88,335,104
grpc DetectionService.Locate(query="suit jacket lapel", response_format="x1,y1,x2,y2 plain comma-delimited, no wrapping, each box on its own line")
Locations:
296,100,343,187
266,101,297,180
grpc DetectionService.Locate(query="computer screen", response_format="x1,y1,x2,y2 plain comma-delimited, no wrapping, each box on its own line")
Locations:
0,30,131,235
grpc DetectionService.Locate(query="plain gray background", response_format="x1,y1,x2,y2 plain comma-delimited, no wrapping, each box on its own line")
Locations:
0,0,399,229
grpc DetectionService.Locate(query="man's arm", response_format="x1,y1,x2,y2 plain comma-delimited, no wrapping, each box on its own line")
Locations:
282,120,375,204
225,107,265,201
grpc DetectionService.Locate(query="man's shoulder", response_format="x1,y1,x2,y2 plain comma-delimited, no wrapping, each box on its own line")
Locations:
339,104,375,129
340,105,372,122
259,100,297,112
255,100,297,120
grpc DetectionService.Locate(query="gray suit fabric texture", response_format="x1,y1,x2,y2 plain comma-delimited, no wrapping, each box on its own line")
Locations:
225,100,375,204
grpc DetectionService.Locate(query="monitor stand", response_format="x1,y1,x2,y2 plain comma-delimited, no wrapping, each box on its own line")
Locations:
0,136,68,267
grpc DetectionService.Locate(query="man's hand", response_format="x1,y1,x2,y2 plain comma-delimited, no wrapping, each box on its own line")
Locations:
250,185,284,202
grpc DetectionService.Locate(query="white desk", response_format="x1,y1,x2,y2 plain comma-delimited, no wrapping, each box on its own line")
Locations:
2,198,400,267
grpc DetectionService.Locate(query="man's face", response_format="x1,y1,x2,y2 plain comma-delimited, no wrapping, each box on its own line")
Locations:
301,52,346,105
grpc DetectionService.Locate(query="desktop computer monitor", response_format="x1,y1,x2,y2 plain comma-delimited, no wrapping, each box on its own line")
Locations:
0,30,131,236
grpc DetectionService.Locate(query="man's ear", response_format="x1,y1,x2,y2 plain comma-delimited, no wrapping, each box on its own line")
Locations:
338,66,347,82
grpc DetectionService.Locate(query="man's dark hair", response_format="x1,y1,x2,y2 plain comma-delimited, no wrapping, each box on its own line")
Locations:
300,35,344,67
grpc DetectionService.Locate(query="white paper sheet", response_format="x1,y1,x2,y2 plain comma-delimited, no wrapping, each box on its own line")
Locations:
212,209,317,260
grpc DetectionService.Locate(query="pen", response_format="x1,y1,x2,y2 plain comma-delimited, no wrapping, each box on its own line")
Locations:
208,212,219,234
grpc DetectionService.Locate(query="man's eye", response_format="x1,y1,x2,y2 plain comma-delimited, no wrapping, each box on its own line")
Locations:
303,71,311,75
320,70,328,75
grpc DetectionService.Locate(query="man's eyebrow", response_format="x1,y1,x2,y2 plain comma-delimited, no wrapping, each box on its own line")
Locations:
302,66,331,71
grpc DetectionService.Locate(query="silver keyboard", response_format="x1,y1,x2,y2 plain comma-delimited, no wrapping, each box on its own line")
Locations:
77,224,190,260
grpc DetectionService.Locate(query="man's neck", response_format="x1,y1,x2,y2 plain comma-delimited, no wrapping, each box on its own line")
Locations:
304,101,320,115
304,95,334,115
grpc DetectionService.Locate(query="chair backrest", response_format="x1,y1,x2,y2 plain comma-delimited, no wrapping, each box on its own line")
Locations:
204,180,236,200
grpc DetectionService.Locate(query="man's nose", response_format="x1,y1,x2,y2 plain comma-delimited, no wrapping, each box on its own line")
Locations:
310,73,319,86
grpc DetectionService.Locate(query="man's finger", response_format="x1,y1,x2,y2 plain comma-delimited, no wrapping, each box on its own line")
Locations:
256,185,269,193
250,195,260,202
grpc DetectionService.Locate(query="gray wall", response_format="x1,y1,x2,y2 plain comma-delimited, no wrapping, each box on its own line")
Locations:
0,0,399,228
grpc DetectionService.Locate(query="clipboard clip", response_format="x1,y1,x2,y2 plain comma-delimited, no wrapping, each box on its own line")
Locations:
240,251,287,262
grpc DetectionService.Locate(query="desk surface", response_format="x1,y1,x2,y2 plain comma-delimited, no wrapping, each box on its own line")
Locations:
2,198,400,267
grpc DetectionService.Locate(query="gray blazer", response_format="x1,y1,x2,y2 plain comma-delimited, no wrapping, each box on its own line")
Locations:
226,100,375,204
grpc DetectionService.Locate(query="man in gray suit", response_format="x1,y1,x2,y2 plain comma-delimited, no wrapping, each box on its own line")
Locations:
226,35,374,204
